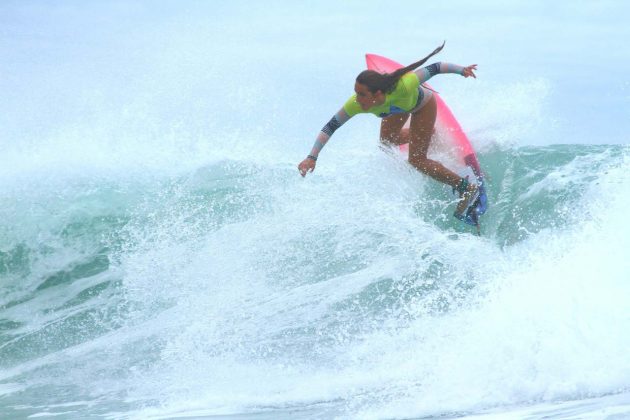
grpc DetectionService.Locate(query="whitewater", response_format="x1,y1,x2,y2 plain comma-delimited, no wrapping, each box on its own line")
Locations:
1,1,629,419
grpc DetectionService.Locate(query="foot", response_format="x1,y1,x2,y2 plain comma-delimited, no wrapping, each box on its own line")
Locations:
454,178,480,217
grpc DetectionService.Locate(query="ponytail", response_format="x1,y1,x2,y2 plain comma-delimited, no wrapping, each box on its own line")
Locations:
357,41,446,94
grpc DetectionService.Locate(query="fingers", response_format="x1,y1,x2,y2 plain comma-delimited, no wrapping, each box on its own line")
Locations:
298,160,315,177
465,64,477,78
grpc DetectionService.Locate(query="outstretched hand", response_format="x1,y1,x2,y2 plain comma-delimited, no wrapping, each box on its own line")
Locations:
462,64,477,78
298,158,316,177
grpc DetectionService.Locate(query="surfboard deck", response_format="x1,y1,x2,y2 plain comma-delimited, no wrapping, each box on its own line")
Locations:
366,53,488,232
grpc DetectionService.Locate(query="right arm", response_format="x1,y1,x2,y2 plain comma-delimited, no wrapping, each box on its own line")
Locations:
414,62,477,83
298,108,352,177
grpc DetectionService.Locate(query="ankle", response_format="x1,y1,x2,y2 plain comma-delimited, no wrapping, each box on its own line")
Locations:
455,177,469,195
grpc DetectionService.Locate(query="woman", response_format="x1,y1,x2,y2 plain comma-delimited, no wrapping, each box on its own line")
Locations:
297,42,479,219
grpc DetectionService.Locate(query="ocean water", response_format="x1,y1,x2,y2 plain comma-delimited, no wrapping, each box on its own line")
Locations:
1,1,630,419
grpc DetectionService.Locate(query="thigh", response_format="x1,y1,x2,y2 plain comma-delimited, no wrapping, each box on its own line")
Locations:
408,96,437,159
380,113,410,145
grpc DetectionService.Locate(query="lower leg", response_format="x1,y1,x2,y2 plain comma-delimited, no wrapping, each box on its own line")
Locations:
407,99,479,218
408,97,461,188
409,156,462,187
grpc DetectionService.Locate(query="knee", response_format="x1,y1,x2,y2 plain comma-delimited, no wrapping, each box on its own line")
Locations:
380,132,401,145
408,152,428,169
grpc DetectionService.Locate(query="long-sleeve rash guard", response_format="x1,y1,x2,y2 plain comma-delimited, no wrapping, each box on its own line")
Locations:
308,62,465,160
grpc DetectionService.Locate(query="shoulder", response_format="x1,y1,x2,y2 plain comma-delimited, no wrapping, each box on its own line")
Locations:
392,72,419,95
400,72,420,89
402,71,420,83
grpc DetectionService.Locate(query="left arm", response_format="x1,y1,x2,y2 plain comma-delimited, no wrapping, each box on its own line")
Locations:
415,62,477,83
298,108,352,177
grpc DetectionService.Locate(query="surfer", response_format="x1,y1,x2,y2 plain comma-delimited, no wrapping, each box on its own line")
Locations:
298,42,479,218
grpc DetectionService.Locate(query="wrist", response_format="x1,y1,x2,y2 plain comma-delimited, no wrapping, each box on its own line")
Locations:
307,154,318,161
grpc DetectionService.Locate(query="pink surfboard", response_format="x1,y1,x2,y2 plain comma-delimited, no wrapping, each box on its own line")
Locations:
366,53,487,227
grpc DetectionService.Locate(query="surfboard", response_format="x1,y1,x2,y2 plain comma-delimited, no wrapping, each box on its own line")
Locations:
366,53,488,231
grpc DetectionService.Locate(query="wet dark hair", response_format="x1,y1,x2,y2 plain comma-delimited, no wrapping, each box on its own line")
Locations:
357,41,445,94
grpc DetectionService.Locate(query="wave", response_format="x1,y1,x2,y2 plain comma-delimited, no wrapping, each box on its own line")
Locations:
1,142,629,418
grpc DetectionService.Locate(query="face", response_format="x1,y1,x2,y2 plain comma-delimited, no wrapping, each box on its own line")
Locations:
354,82,384,110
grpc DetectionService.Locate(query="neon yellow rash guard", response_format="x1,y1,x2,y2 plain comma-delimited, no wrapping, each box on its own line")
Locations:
343,72,421,118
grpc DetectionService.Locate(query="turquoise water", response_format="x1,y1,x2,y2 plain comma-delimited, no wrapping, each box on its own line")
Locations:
2,1,630,419
1,143,629,418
